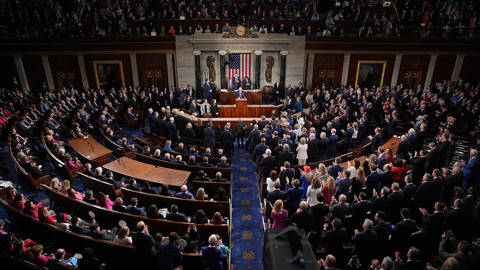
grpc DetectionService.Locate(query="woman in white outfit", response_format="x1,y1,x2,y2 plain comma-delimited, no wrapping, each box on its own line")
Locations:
306,177,323,206
296,137,308,165
266,170,280,193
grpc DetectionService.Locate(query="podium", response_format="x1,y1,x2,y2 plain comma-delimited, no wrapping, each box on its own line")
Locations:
235,99,247,110
219,89,262,105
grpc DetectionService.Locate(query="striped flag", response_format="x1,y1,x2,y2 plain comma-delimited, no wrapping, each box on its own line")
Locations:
229,52,251,86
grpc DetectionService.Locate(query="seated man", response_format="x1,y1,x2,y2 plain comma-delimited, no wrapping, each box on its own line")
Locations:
217,156,230,168
166,204,188,222
175,185,194,199
126,197,146,216
235,87,246,99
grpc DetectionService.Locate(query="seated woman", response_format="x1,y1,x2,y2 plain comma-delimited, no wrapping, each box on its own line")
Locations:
213,187,229,202
65,154,81,169
5,186,16,205
191,209,208,224
147,204,163,219
195,187,208,201
83,190,96,204
13,193,27,211
211,212,225,225
113,226,133,246
59,180,71,195
38,206,56,225
67,188,85,201
96,192,113,210
29,244,50,266
49,177,61,191
113,197,127,212
23,200,39,218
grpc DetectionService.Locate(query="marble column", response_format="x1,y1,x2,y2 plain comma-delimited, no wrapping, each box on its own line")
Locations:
41,55,55,90
341,54,351,87
451,54,465,82
194,51,202,93
424,55,438,88
390,54,403,87
166,53,175,88
77,55,89,90
13,55,29,90
305,54,314,88
254,51,262,89
280,51,288,98
129,53,140,87
219,51,227,89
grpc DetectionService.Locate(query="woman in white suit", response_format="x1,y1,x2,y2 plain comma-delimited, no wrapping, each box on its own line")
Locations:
296,137,308,165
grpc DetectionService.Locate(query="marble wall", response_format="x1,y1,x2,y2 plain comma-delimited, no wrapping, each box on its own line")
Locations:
176,34,306,90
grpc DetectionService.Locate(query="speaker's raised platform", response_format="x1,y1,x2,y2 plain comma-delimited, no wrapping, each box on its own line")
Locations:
218,99,281,118
219,89,262,105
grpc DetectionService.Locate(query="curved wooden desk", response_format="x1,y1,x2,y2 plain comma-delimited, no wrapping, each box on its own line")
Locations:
69,135,112,166
103,157,190,187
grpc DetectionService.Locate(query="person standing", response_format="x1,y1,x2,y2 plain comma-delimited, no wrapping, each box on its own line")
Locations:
204,79,213,103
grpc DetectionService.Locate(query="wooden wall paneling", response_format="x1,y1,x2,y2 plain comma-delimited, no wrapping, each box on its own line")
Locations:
84,54,132,89
431,55,456,85
311,54,344,88
48,55,82,89
0,56,18,89
460,55,480,86
136,54,168,90
398,55,431,89
22,55,46,90
347,54,396,88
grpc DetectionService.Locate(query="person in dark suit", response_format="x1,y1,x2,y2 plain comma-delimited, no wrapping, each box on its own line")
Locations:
279,161,295,190
310,193,330,232
414,173,434,210
276,144,294,166
319,132,328,160
327,129,339,158
156,232,183,270
285,179,304,216
235,87,246,99
204,79,213,103
231,73,240,90
242,76,252,90
373,211,393,258
273,80,283,104
266,181,287,220
424,142,439,173
247,124,260,153
307,133,320,163
411,150,426,184
328,158,344,180
443,198,471,241
462,148,480,193
235,120,246,149
203,122,216,149
165,205,188,222
351,219,378,266
396,135,411,161
402,175,417,201
391,208,417,256
259,149,276,180
201,234,224,270
127,197,147,216
369,128,383,153
419,201,446,259
166,117,177,145
132,221,156,269
253,137,269,164
386,183,405,223
221,125,235,156
288,201,314,233
366,164,382,198
321,218,349,266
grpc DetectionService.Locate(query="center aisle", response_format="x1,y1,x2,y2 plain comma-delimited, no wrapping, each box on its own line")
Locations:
230,145,264,270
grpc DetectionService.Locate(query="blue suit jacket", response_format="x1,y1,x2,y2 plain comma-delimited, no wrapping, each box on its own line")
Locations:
231,77,240,90
204,82,212,94
235,91,246,99
463,156,480,192
201,246,224,270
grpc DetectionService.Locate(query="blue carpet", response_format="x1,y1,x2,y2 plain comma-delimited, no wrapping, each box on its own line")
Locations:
231,144,264,270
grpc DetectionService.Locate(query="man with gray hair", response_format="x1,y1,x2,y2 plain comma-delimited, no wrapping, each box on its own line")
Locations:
351,218,378,266
202,234,224,270
462,148,479,193
381,256,394,270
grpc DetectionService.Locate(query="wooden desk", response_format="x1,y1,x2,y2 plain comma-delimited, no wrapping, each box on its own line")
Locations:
103,157,190,187
382,136,402,155
69,136,112,166
219,89,262,105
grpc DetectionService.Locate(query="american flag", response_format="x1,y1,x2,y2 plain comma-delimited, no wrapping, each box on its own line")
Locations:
229,53,251,86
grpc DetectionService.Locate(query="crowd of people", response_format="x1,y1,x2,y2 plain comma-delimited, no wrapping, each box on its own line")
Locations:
1,0,478,39
252,78,480,269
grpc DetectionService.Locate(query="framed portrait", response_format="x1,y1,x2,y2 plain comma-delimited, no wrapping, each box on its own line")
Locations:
355,61,387,89
92,60,125,90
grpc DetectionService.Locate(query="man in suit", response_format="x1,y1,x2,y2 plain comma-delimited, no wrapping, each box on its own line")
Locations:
335,171,352,198
462,148,480,193
127,197,147,216
90,223,116,241
307,133,320,163
273,80,283,104
396,135,411,161
321,218,349,266
203,122,216,149
276,144,294,166
376,146,388,169
253,137,269,165
328,158,344,180
319,132,328,160
175,185,194,199
373,211,393,258
424,142,439,173
235,120,246,149
247,124,260,153
414,173,434,210
327,129,339,158
266,181,287,219
166,205,188,222
242,76,252,90
403,175,417,201
330,194,350,221
132,221,156,269
391,208,417,256
310,193,329,231
231,73,240,90
369,127,383,153
366,164,382,197
221,125,235,156
279,161,295,190
235,87,246,99
351,219,378,266
386,183,405,223
289,201,314,233
166,117,177,145
204,79,213,103
259,149,276,180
